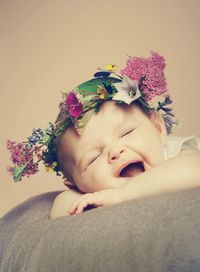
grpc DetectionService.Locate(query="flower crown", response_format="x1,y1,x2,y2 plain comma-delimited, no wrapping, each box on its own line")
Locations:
7,52,177,182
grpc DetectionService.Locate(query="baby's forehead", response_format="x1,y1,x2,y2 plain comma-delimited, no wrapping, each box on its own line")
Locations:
74,103,143,144
68,102,143,140
88,101,144,127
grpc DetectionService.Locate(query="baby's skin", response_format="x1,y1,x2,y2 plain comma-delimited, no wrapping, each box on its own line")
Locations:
50,102,200,219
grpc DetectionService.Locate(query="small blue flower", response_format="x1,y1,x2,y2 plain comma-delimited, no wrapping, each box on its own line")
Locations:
27,135,37,147
32,128,44,141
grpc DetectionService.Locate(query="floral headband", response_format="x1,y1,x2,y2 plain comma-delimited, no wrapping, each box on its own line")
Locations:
7,52,176,182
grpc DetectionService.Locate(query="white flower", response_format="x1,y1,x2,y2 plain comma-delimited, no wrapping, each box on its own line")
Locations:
113,77,141,104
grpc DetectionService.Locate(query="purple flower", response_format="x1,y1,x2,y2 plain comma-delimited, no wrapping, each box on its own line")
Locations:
121,52,168,101
7,165,14,175
6,140,41,180
27,135,37,147
7,141,33,165
66,91,83,118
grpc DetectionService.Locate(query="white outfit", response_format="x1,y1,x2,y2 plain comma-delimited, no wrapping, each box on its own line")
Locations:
164,135,200,160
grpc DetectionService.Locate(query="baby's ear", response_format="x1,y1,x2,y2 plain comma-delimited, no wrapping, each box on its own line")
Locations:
149,110,167,145
63,178,77,189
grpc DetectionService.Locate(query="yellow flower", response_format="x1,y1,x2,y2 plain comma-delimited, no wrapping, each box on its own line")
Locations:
52,162,58,167
105,64,117,72
45,165,54,173
97,86,106,99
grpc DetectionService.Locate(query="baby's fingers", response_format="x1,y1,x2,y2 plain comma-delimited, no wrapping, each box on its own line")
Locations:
68,200,87,215
68,194,95,215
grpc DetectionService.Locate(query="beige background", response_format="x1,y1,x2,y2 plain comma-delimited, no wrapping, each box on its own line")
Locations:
1,0,200,217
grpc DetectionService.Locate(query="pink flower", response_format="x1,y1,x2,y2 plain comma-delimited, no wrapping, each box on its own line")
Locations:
66,91,83,118
24,163,39,177
7,140,15,150
121,52,168,101
7,166,14,175
6,140,40,180
7,141,32,165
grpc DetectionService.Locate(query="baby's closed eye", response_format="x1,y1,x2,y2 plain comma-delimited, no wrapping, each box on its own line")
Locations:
120,128,135,137
88,153,101,166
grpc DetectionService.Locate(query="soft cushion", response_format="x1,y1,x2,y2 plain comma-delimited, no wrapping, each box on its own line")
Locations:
1,188,200,272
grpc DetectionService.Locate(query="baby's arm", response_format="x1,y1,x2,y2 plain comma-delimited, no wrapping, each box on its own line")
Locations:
68,149,200,215
50,189,83,219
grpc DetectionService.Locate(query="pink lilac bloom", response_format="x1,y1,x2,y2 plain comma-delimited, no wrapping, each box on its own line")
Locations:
66,91,83,118
34,146,43,160
7,141,32,165
7,166,14,175
7,140,39,178
24,163,39,177
7,140,15,150
121,52,168,101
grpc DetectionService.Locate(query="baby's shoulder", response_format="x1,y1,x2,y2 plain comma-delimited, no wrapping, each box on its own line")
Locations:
165,135,200,159
50,190,83,219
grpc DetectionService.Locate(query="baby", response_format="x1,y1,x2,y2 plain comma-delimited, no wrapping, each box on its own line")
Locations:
7,52,200,219
51,101,200,218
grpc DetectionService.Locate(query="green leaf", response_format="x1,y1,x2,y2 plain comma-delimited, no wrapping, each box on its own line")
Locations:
42,134,51,145
90,77,121,84
77,77,121,96
138,97,154,111
13,165,26,182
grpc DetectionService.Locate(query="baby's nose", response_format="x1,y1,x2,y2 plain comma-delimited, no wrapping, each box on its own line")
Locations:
108,146,125,163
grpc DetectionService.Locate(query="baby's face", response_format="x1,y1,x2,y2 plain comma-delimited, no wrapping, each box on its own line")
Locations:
58,101,166,193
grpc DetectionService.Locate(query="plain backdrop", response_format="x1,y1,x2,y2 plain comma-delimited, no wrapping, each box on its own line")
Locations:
1,0,200,217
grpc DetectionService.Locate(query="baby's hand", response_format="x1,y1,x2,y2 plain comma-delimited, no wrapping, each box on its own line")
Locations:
68,188,122,215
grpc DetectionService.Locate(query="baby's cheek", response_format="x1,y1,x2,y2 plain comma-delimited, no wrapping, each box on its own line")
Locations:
75,170,104,193
77,160,114,192
72,171,91,193
87,164,111,190
95,162,112,179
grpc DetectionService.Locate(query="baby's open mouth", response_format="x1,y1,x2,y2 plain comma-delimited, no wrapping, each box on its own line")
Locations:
119,162,145,178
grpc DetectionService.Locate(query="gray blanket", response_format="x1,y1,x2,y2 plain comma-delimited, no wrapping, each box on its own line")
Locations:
1,188,200,272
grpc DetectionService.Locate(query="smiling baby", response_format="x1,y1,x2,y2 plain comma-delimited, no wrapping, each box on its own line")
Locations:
7,52,200,219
